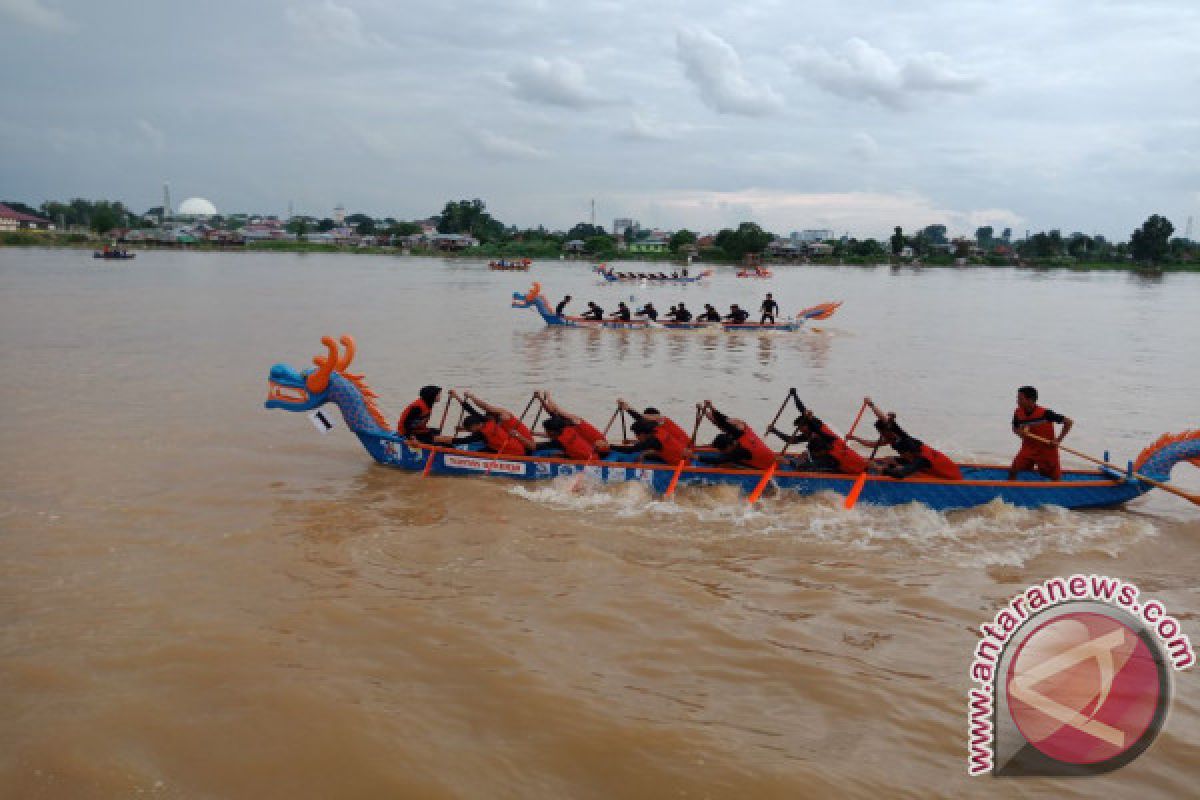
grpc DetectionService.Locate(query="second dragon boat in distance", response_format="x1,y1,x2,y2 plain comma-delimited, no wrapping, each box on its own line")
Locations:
512,284,841,331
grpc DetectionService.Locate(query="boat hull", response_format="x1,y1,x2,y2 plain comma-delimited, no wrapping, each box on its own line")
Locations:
357,433,1150,512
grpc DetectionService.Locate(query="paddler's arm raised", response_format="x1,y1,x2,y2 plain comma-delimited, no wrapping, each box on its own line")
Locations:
701,401,743,435
462,391,512,423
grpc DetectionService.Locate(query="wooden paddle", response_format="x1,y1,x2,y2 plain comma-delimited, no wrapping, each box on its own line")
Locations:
841,399,871,509
1023,433,1200,505
665,406,705,499
748,415,805,505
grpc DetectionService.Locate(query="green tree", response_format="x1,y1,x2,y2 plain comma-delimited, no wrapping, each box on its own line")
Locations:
356,218,376,235
435,198,505,242
890,226,905,255
387,221,422,237
1129,214,1174,263
623,225,637,244
90,205,119,234
286,217,308,238
1067,232,1093,259
566,222,606,240
317,218,335,232
668,229,697,252
715,222,773,260
584,234,616,256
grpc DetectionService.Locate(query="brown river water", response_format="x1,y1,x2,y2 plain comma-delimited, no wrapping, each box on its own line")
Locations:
1,248,1198,798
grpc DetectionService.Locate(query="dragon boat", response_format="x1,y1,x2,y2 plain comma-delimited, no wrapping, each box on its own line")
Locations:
736,268,772,278
594,266,713,283
93,249,136,259
489,258,531,270
264,336,1200,513
512,284,840,332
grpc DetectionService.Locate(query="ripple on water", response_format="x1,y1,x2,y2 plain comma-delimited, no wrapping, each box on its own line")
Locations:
508,476,1158,568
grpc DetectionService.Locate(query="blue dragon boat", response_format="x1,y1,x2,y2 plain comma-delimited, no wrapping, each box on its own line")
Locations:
512,284,841,332
265,336,1200,513
595,266,712,283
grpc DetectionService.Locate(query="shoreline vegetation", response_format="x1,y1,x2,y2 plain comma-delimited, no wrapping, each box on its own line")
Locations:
3,231,1197,272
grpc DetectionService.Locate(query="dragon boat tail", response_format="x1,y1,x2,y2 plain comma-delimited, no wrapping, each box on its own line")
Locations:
266,336,1200,512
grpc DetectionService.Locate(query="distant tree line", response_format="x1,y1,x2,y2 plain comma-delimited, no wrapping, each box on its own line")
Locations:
7,195,1196,266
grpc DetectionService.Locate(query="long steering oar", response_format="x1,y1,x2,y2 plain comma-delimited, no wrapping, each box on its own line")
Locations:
1024,433,1200,505
665,407,704,499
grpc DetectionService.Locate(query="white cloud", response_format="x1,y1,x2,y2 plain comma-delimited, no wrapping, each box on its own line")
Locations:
620,111,682,142
675,26,784,117
789,38,983,110
849,131,879,160
506,56,607,109
470,130,547,161
0,0,69,31
285,0,372,49
136,119,165,153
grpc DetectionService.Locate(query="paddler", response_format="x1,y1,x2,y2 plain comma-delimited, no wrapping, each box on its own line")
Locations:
724,304,750,324
582,301,604,320
694,400,777,469
397,384,442,443
555,295,572,317
607,418,692,464
609,301,632,322
768,404,866,474
635,301,659,321
435,390,533,455
699,304,721,322
617,399,690,450
848,398,961,480
1008,385,1073,480
533,391,610,457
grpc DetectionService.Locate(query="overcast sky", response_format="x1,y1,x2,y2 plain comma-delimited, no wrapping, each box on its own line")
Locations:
2,0,1197,238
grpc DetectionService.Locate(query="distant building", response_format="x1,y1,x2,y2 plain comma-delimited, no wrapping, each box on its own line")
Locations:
177,197,218,220
808,242,834,256
793,229,834,243
0,203,53,231
613,218,638,236
563,239,586,254
333,205,346,226
429,233,478,250
627,235,668,254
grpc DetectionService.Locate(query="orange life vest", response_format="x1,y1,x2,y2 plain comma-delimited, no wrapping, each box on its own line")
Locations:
736,427,778,470
574,419,606,445
398,397,432,435
1014,405,1056,455
555,425,597,461
818,423,867,475
918,444,962,480
480,418,529,455
654,430,691,465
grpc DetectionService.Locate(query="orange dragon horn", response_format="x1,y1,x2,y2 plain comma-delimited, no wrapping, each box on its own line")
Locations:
336,334,357,371
306,336,339,393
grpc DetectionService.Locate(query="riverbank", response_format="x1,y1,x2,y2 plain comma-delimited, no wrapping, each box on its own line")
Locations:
4,232,1197,272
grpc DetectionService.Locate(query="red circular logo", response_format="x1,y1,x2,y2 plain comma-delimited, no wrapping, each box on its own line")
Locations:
1006,611,1161,765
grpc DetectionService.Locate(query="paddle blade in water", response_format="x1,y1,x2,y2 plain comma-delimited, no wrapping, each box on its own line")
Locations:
747,463,777,504
844,472,867,509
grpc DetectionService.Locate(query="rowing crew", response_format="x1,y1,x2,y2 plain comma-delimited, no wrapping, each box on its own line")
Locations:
564,299,772,325
596,267,691,280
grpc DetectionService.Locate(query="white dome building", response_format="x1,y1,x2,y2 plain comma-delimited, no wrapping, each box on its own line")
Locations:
177,197,218,219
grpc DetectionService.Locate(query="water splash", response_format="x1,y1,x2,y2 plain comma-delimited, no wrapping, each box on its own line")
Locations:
509,478,1158,567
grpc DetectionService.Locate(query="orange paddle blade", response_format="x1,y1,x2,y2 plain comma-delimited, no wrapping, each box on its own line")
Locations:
747,463,777,504
843,472,867,509
422,450,435,477
664,460,686,498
